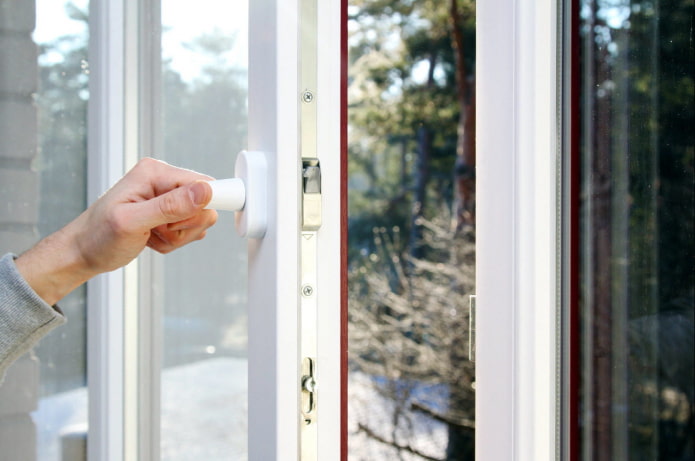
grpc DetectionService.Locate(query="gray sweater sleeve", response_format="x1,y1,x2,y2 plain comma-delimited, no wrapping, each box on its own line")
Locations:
0,253,66,381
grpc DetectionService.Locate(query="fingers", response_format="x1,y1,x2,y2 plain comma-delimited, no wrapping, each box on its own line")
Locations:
147,229,209,254
167,211,217,232
129,181,214,230
125,158,215,197
80,158,220,264
147,213,215,254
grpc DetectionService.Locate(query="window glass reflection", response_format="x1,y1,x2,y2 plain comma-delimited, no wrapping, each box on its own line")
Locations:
33,1,89,460
347,1,476,458
159,1,249,459
578,0,694,458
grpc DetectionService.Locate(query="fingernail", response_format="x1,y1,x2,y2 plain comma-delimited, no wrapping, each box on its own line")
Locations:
189,181,209,207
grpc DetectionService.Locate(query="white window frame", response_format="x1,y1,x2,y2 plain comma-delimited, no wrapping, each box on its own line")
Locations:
87,1,128,459
247,0,342,459
476,0,561,460
88,0,161,459
313,0,343,456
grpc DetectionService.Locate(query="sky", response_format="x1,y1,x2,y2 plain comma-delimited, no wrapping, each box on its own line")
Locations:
161,0,248,81
34,0,89,44
33,0,248,82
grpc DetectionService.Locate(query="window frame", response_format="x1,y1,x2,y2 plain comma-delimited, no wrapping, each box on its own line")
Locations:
247,0,343,459
87,1,128,459
476,0,562,460
87,0,160,458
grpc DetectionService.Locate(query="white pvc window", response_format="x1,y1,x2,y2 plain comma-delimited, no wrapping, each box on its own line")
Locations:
3,1,571,460
88,1,253,459
86,1,343,460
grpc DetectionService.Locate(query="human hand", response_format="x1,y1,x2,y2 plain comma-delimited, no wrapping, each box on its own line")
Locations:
16,158,218,305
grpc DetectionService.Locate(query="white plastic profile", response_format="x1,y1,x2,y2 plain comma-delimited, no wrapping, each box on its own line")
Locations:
205,150,268,238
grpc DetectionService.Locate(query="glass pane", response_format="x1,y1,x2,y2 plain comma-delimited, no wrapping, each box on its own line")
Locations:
0,1,89,460
347,1,476,459
159,1,248,459
578,0,694,459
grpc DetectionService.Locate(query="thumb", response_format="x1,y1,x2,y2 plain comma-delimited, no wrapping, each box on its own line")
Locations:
132,181,212,229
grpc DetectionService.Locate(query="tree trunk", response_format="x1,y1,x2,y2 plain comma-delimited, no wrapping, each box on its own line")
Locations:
449,0,476,229
409,52,437,258
447,3,477,459
410,124,430,259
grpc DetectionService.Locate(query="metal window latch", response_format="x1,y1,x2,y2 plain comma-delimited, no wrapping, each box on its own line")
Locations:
302,158,322,231
301,357,317,424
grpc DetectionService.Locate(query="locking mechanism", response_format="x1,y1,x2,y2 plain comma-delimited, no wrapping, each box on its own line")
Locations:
302,158,322,231
300,158,321,459
301,357,317,424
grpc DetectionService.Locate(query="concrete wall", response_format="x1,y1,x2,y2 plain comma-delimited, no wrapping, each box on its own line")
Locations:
0,1,41,460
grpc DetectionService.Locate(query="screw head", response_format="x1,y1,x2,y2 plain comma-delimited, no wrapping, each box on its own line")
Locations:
302,90,314,103
302,285,314,297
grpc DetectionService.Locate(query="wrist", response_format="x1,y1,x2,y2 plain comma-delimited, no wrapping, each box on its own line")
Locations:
15,226,95,306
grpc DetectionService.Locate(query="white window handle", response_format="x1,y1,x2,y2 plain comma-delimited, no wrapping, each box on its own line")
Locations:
205,150,267,239
206,178,245,211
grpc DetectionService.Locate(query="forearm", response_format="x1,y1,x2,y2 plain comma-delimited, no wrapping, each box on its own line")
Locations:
14,221,96,307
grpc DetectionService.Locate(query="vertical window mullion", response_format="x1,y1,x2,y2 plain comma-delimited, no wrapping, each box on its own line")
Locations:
477,1,561,460
125,0,162,459
88,1,162,459
87,1,127,459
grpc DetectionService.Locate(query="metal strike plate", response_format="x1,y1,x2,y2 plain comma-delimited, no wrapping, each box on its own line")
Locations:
302,158,322,231
299,0,319,458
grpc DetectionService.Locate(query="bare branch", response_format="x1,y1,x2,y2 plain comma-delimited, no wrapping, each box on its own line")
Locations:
356,423,441,461
410,401,475,430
